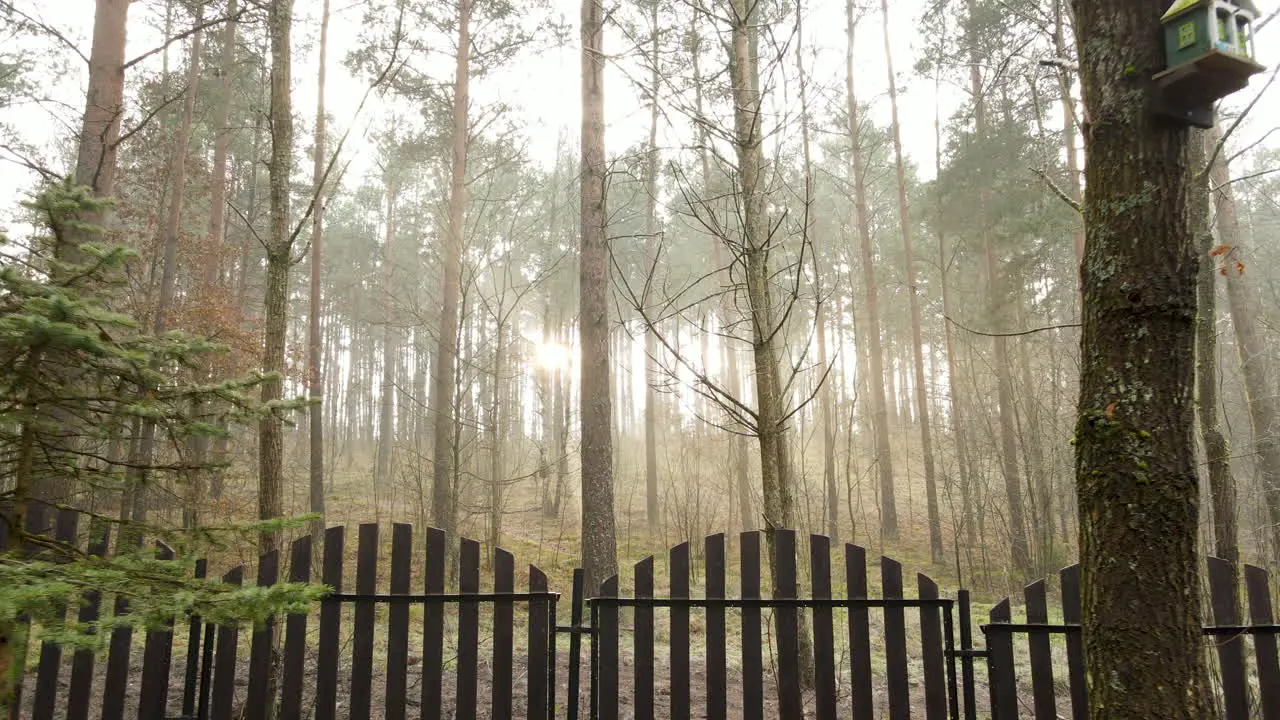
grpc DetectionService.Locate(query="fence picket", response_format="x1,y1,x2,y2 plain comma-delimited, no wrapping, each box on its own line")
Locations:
1246,565,1280,720
492,547,515,720
137,542,178,720
883,557,911,720
1060,565,1086,720
245,549,279,720
775,529,804,719
634,555,655,720
740,532,763,720
918,574,947,720
527,565,550,720
350,524,379,720
957,589,977,720
457,538,481,720
706,533,728,720
66,520,110,720
671,541,692,720
598,576,620,720
181,558,208,717
210,566,244,720
316,526,345,720
1208,556,1249,720
31,508,79,720
280,536,313,720
988,599,1017,720
847,545,874,720
386,523,413,720
1024,579,1057,720
810,534,837,720
422,527,447,720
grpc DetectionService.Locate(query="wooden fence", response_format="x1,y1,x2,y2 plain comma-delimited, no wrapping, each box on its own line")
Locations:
4,508,1280,719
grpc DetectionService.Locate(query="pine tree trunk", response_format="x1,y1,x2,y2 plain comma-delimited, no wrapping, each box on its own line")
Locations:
377,182,399,510
1210,131,1280,565
307,0,330,546
845,3,897,540
1073,1,1211,715
966,0,1030,578
880,0,940,562
208,0,238,279
643,3,661,535
259,0,294,556
431,0,471,541
579,0,618,593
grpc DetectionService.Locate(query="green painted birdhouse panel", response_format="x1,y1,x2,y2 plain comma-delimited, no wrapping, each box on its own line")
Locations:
1164,10,1213,68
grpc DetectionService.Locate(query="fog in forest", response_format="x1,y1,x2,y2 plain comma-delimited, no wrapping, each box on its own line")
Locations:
3,0,1280,632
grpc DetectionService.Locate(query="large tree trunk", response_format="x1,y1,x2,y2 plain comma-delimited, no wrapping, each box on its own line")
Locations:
1072,1,1211,716
1209,129,1280,565
259,0,295,556
307,0,330,545
880,0,941,563
579,0,618,593
431,0,471,541
844,3,897,540
643,2,661,536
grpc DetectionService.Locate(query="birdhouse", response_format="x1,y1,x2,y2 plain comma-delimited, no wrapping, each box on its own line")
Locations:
1153,0,1266,128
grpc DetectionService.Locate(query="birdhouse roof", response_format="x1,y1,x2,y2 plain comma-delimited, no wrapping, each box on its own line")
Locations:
1163,0,1261,22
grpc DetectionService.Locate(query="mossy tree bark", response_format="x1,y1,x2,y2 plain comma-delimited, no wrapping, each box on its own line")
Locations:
1072,0,1212,716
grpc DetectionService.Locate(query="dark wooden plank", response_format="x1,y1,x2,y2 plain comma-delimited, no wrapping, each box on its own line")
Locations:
597,576,620,720
457,537,481,720
634,555,656,720
958,589,977,720
244,549,279,720
740,532,763,720
386,523,413,720
847,545,874,720
30,509,79,720
210,566,244,720
180,558,208,718
774,529,803,720
988,598,1018,720
492,547,515,720
1246,565,1280,720
316,526,345,720
198,615,215,720
1024,579,1058,720
350,523,379,720
1060,564,1086,720
7,505,47,720
809,534,837,720
671,541,692,720
1208,556,1249,720
279,536,313,720
566,568,586,720
705,534,727,720
882,556,911,720
421,527,447,720
138,542,178,720
66,520,110,720
918,573,947,720
526,565,550,720
101,569,136,717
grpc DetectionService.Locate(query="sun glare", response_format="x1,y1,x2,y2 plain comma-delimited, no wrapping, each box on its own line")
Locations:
534,341,571,371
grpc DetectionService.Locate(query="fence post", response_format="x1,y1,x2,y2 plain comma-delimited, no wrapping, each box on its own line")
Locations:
566,568,585,720
1208,556,1250,720
30,508,80,720
137,542,178,720
987,599,1017,720
957,589,977,720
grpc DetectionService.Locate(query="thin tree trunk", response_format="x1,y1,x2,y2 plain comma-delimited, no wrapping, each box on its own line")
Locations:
881,0,940,562
431,0,472,542
1209,127,1280,565
307,0,330,546
643,2,661,535
1073,0,1212,715
845,3,897,540
259,0,295,556
579,0,618,593
966,0,1030,578
208,0,238,279
377,182,399,509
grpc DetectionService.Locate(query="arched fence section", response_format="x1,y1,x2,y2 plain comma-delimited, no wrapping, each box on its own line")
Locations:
3,507,1280,719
